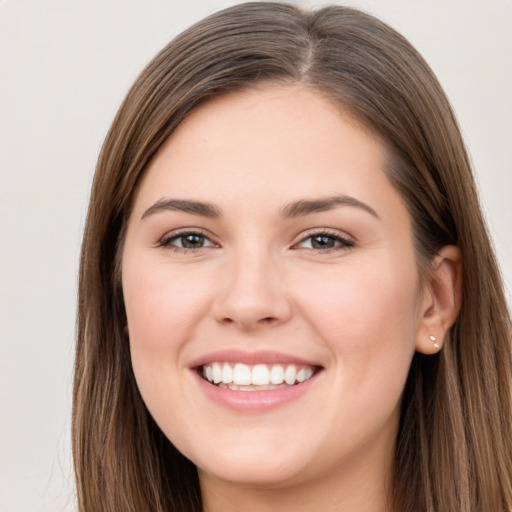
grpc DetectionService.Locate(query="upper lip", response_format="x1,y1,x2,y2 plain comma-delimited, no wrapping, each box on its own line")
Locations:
189,349,323,369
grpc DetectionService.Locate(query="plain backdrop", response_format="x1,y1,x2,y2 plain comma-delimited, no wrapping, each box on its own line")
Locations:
0,0,511,510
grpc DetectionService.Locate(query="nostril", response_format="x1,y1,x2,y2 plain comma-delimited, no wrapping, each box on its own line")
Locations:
221,316,276,325
213,285,293,329
260,317,277,323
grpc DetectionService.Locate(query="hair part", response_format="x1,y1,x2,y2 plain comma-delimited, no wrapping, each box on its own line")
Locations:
74,3,512,511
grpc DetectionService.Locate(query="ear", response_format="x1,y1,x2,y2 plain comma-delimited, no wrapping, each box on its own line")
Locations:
415,245,462,355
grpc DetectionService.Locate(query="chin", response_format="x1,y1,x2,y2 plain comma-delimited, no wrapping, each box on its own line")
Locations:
189,438,315,488
198,457,305,489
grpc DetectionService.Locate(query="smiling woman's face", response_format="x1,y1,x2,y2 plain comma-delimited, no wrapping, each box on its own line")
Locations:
122,86,429,492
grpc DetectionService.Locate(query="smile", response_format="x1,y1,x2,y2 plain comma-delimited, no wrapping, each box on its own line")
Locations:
202,362,316,390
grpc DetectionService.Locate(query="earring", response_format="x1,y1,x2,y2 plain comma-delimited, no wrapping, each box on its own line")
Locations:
430,335,440,349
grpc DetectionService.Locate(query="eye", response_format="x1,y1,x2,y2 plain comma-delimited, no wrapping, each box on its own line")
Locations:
295,231,354,251
159,231,217,251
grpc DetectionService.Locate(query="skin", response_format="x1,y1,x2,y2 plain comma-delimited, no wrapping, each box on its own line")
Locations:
122,85,461,512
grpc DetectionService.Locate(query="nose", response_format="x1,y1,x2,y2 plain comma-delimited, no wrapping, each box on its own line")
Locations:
212,249,293,331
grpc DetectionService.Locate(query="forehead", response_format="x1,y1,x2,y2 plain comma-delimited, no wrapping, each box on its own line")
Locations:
127,85,411,234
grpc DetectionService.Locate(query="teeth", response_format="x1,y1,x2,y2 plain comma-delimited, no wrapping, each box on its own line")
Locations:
212,363,222,384
221,363,233,384
233,363,252,385
201,362,316,389
251,364,270,385
284,365,296,385
297,367,313,382
269,364,284,384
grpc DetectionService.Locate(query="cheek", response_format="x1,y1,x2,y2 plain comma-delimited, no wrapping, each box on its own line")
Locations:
124,261,209,351
122,259,216,440
294,254,420,377
122,258,214,411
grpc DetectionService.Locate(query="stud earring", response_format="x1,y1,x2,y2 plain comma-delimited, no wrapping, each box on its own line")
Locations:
430,335,440,349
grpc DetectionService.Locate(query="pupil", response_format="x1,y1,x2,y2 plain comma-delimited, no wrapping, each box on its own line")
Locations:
182,234,204,248
312,235,334,249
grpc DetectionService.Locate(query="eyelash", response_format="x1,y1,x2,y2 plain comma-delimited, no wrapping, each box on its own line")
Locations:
157,230,217,252
294,230,355,252
158,229,354,253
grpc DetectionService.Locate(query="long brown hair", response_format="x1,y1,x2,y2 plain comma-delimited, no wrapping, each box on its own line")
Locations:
73,3,512,511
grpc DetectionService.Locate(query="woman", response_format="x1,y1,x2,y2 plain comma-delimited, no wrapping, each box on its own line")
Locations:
73,2,512,511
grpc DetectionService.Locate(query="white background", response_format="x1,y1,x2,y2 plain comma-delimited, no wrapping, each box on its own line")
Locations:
0,0,510,510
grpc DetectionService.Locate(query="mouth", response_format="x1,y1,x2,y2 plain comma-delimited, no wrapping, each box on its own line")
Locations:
200,362,320,391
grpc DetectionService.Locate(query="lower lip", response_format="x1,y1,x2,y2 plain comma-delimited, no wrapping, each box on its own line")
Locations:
193,370,321,412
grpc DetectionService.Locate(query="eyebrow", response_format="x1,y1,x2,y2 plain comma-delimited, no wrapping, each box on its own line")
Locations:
281,195,379,219
141,198,221,220
141,194,379,221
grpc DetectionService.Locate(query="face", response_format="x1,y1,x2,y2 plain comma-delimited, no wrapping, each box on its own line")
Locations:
122,86,426,490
